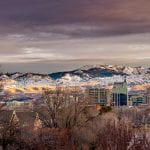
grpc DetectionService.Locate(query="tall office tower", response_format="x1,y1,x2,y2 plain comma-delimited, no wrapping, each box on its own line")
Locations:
112,79,128,106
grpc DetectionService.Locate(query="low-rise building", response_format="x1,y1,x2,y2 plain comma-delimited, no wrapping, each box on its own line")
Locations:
129,90,147,106
87,88,111,106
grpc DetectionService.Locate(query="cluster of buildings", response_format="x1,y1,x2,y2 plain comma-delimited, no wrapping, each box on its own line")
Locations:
87,79,150,107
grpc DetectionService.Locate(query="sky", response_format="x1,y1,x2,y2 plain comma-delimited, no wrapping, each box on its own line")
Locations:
0,0,150,73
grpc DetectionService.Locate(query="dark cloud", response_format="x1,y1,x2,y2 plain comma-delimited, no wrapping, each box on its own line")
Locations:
42,24,150,38
0,0,150,36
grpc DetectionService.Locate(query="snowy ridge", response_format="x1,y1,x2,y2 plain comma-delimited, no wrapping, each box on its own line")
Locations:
0,65,149,89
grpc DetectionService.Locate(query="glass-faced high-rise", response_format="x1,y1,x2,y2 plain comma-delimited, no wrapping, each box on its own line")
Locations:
112,79,128,106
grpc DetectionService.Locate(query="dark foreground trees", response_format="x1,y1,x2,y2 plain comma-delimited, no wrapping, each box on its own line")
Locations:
40,87,150,150
42,86,92,129
0,87,150,149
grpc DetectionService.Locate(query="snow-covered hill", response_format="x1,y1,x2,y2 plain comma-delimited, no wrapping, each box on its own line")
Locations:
0,65,149,89
49,65,149,80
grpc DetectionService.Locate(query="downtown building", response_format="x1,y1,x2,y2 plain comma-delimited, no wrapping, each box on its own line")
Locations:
112,79,128,106
128,88,150,107
87,88,111,106
129,90,147,106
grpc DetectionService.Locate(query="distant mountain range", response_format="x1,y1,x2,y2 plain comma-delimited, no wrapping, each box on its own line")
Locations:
49,65,150,80
0,65,150,87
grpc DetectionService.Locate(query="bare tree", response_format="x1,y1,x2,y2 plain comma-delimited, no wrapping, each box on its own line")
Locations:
95,117,133,150
42,85,96,128
42,86,67,128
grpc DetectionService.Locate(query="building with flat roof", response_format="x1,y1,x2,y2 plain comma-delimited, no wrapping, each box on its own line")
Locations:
87,88,111,106
129,93,147,106
112,79,128,106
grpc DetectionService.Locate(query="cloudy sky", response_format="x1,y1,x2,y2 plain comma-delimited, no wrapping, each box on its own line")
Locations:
0,0,150,73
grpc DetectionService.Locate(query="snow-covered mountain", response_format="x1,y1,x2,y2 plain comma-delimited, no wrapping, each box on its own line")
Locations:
50,65,150,87
0,65,150,89
49,65,149,80
0,73,54,89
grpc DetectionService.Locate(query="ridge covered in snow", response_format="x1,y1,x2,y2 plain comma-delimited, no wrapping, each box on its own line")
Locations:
0,65,149,89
